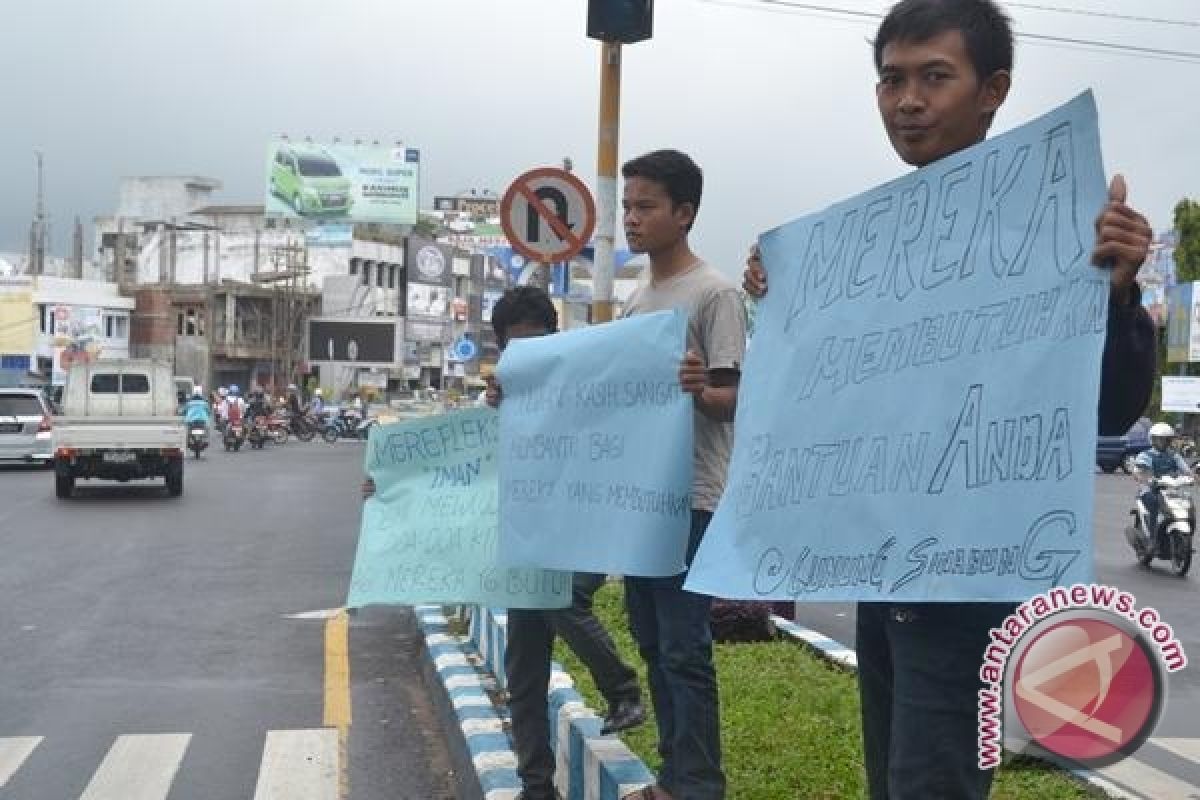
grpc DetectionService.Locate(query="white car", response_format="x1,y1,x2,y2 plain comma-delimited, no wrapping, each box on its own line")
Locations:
0,388,54,466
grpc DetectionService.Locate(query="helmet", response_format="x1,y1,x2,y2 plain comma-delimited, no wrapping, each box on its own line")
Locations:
230,384,240,396
287,384,298,392
314,388,324,397
192,387,203,398
218,387,228,397
1150,423,1176,449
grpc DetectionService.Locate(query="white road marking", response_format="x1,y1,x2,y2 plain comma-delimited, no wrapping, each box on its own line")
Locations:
1156,737,1200,764
251,728,338,800
1091,754,1200,799
0,737,41,787
282,608,344,620
78,734,191,800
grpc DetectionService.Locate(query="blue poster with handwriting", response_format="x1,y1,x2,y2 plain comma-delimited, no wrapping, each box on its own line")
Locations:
687,92,1108,602
347,408,571,609
498,310,693,577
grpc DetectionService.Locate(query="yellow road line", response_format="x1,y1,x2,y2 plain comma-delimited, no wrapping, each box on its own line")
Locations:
323,609,351,800
323,609,352,729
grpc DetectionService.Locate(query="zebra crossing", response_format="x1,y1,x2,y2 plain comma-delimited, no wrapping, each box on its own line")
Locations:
1081,737,1200,800
0,729,339,800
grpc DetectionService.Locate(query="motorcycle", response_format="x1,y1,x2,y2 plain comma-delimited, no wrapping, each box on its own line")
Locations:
223,419,246,452
187,423,209,459
1126,475,1195,576
266,412,289,445
246,415,270,449
322,410,377,443
284,409,317,442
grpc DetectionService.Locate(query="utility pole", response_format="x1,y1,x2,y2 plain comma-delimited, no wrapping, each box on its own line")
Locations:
29,151,48,276
587,1,653,324
71,217,84,279
592,41,621,324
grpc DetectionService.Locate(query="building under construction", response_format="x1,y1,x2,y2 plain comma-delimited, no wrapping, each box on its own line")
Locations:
94,179,330,394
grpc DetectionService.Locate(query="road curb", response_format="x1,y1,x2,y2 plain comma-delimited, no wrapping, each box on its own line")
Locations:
467,606,654,799
414,605,516,800
769,614,1134,799
416,604,654,800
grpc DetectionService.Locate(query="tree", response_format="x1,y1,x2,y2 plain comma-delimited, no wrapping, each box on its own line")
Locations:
1174,198,1200,283
412,214,442,239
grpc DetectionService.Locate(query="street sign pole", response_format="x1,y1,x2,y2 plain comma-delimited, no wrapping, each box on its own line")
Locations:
591,40,622,325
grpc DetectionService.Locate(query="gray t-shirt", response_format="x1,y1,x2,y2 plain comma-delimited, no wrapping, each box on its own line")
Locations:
623,260,747,512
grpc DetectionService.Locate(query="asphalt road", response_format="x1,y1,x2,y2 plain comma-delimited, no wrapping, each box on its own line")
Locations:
0,442,454,800
785,471,1200,797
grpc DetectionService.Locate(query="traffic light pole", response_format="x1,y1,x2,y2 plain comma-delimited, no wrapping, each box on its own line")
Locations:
591,40,622,324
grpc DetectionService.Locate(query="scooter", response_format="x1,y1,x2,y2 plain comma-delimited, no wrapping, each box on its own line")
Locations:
1126,475,1195,576
187,423,209,459
322,410,376,443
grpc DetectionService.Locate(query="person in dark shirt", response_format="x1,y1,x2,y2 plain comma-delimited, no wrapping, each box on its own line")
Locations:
742,2,1154,798
365,288,646,800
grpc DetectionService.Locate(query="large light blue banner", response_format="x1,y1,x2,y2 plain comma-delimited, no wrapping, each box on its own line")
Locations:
687,92,1108,602
498,310,693,577
347,408,571,609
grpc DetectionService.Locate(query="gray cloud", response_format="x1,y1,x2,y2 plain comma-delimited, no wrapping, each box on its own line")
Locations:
4,0,1197,277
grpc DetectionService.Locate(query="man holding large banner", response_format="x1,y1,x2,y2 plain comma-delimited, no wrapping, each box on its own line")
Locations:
618,150,747,800
685,1,1154,798
497,150,746,800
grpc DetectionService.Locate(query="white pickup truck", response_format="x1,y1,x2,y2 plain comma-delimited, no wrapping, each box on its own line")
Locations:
53,360,186,498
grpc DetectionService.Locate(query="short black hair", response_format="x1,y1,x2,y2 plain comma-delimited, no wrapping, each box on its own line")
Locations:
874,0,1014,82
621,149,703,232
491,286,558,348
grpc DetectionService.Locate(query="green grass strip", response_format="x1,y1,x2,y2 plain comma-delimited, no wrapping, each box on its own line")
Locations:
553,583,1109,799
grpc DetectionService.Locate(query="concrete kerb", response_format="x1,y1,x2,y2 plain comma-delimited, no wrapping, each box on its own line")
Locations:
768,614,1132,800
415,605,515,800
418,604,653,800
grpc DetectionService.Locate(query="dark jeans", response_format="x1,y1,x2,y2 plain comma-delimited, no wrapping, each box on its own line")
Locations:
857,601,1016,800
506,572,641,800
626,510,725,800
1139,488,1159,544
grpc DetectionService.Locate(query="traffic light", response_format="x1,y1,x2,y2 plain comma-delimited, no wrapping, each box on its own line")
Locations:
587,0,653,44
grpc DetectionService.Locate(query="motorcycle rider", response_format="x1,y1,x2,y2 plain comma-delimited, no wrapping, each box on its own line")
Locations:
183,387,211,428
226,385,246,426
340,391,367,434
310,388,325,416
246,387,269,424
1133,423,1193,543
286,385,303,415
215,386,228,419
183,387,211,456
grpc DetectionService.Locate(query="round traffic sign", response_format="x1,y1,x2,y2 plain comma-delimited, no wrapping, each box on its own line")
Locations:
500,167,596,264
453,337,478,362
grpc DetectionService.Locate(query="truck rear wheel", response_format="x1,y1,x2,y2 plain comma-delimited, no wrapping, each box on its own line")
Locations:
166,462,184,497
55,473,75,499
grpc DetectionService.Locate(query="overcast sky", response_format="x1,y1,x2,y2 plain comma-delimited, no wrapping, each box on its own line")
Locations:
3,0,1196,278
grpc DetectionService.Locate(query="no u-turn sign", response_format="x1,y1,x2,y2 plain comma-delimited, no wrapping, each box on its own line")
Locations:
500,167,596,264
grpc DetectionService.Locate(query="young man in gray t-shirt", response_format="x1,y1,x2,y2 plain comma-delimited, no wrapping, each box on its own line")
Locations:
620,150,747,800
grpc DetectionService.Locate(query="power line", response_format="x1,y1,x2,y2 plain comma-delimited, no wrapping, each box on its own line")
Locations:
697,0,1200,64
1004,2,1200,28
1019,29,1200,63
